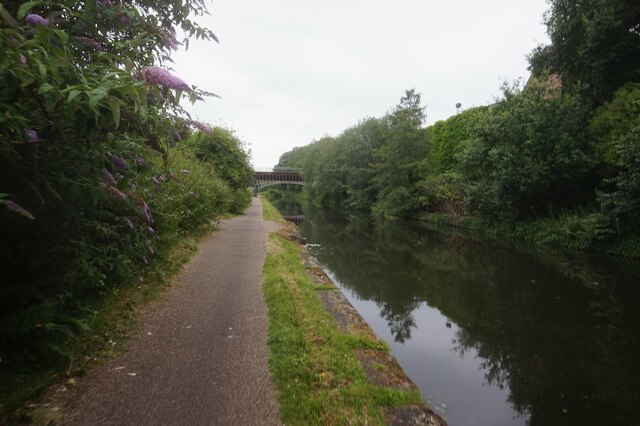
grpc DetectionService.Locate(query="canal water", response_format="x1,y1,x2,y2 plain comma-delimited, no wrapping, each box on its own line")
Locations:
267,196,640,426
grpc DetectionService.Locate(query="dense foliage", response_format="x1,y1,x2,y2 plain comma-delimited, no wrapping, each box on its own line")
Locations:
0,1,252,417
278,1,640,252
528,0,640,105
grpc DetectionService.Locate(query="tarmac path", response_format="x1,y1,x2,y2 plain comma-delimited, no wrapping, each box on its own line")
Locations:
60,198,280,425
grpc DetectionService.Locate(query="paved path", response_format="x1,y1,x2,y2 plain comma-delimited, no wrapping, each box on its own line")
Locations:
60,198,280,425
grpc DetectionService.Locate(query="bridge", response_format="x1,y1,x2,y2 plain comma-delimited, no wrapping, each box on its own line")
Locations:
253,168,304,193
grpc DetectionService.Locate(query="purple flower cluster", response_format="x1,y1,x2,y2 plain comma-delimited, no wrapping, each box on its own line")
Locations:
135,156,145,166
76,37,103,51
103,169,118,186
140,66,189,91
140,199,154,223
116,13,130,25
25,14,49,27
25,129,38,141
4,201,35,219
180,169,190,175
162,32,178,50
111,155,128,173
105,185,127,200
190,121,212,134
151,176,160,185
146,243,155,255
123,217,134,230
147,226,155,235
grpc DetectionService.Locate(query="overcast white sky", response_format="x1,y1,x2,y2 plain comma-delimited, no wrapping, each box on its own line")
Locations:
173,0,550,169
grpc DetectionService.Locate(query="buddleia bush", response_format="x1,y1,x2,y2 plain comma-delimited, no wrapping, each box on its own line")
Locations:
0,1,251,409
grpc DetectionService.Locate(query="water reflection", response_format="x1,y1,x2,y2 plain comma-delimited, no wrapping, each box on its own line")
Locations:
296,206,640,426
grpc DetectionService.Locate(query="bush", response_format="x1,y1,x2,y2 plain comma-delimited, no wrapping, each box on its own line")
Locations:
589,83,640,168
598,127,640,232
460,82,594,221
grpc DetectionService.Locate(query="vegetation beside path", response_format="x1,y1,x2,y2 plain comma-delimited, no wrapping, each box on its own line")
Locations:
260,196,429,425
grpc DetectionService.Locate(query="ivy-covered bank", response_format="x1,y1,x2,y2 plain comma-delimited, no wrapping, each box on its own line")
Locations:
0,1,252,421
276,1,640,257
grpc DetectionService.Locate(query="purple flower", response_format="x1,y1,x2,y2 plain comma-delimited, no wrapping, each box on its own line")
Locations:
19,54,27,64
147,226,155,235
105,185,127,200
159,175,166,182
123,217,134,230
138,275,144,283
141,255,149,265
139,200,154,223
116,13,130,25
190,120,212,134
180,169,190,175
173,131,181,142
146,243,155,256
25,129,38,141
4,201,35,219
75,37,103,51
111,155,128,174
161,32,178,50
101,0,111,5
151,177,160,185
135,156,145,166
25,14,49,27
140,66,189,91
103,169,118,186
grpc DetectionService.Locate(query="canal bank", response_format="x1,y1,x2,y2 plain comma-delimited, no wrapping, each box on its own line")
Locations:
265,191,640,426
261,195,446,425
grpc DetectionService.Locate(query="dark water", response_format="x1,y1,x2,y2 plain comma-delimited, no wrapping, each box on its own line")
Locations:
270,198,640,426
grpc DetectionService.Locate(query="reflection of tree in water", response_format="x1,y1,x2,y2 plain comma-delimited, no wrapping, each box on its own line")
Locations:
379,301,418,343
302,209,426,342
301,206,640,426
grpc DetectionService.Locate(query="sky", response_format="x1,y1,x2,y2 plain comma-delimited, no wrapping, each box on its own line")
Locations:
173,0,550,169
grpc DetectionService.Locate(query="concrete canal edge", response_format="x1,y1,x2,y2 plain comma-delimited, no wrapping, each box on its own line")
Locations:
274,220,447,426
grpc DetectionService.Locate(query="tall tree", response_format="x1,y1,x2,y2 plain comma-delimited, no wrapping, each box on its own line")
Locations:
529,0,640,104
372,89,428,218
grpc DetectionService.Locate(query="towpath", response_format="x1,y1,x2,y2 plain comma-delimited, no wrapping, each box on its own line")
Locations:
59,198,280,425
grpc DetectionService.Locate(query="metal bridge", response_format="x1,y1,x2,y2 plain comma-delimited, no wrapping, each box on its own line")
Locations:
253,168,304,193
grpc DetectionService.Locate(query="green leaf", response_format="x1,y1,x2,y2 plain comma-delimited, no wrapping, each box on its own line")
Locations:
105,98,121,128
67,89,81,103
89,87,108,109
38,83,54,94
17,1,44,20
37,61,47,78
0,4,18,27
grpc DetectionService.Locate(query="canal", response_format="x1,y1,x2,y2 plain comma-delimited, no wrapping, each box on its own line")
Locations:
267,194,640,426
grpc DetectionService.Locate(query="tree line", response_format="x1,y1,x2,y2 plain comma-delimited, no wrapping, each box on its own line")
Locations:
277,0,640,253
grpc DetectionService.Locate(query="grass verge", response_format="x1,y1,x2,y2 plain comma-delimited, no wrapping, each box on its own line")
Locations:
262,232,423,424
259,193,284,221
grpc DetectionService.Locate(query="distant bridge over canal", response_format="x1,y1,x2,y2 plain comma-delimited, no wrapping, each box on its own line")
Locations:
253,168,304,193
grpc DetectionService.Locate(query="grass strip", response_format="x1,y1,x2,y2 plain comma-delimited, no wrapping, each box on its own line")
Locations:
262,233,423,425
259,193,284,221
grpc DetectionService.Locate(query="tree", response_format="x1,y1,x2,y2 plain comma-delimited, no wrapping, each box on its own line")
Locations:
529,0,640,105
460,82,594,220
371,89,429,218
